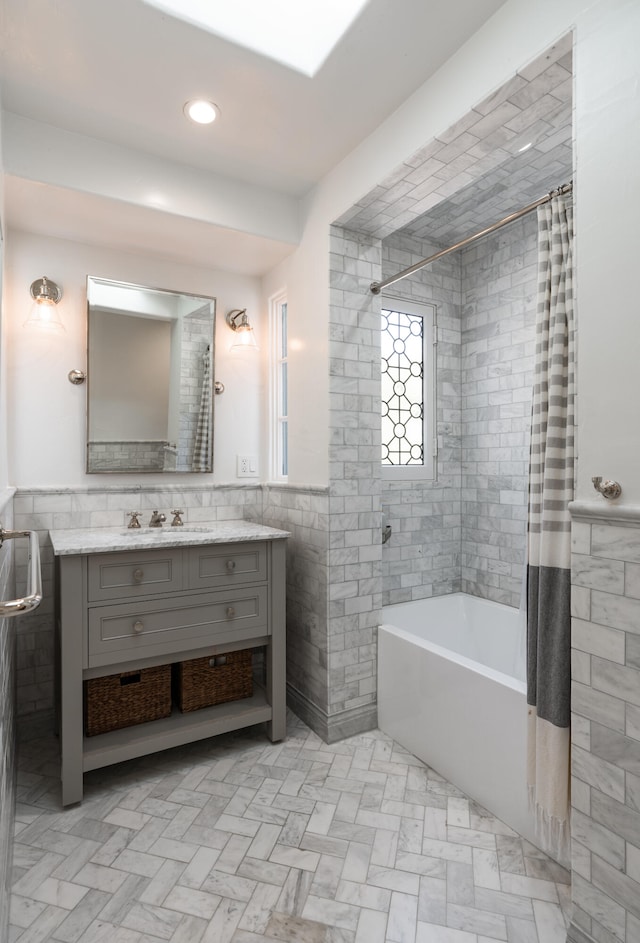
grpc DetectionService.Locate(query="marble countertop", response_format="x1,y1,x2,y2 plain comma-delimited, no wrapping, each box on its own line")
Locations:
49,520,291,555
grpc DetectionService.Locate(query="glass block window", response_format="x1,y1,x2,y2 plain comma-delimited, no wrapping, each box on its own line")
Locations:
381,299,436,479
270,291,288,479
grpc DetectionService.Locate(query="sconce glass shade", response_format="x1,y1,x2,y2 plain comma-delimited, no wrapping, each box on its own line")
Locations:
24,276,65,332
226,308,258,352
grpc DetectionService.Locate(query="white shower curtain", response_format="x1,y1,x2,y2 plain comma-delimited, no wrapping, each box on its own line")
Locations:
526,192,574,866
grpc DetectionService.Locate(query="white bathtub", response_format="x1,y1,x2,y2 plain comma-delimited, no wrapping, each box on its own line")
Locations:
378,593,536,847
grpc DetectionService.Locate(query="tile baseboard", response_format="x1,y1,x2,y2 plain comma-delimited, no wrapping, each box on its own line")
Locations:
286,683,377,743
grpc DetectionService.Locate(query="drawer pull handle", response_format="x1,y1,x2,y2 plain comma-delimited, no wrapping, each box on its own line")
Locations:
132,620,144,634
226,607,236,619
226,560,236,572
133,568,144,582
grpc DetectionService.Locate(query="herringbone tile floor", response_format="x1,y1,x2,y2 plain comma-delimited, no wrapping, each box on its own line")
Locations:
9,710,571,942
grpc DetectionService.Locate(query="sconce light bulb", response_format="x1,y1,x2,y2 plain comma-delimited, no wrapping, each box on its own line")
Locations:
226,308,259,352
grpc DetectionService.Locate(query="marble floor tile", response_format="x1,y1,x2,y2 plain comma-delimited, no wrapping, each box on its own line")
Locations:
10,710,570,943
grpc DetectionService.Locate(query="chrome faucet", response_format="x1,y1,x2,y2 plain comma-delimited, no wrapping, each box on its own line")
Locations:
148,510,166,527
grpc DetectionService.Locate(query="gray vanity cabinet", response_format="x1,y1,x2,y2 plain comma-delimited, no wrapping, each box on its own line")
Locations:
53,530,287,806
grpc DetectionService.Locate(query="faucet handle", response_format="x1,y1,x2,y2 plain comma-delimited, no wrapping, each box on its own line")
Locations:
127,511,142,529
171,509,184,527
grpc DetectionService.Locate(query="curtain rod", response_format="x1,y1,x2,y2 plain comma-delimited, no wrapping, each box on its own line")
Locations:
370,181,573,295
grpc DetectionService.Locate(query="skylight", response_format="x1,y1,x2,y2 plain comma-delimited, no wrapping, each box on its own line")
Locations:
143,0,370,76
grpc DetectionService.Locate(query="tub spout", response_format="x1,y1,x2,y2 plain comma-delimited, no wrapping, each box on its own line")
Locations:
382,524,392,544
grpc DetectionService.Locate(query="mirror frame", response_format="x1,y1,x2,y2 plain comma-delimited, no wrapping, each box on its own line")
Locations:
86,276,216,474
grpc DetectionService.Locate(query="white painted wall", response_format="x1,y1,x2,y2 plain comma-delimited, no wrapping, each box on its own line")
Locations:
3,114,300,248
2,0,639,502
573,0,640,503
5,230,265,487
276,0,640,501
0,106,9,495
89,313,170,439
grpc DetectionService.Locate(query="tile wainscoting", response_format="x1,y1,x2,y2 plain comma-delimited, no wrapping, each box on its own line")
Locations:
11,484,263,723
568,501,640,943
12,483,355,745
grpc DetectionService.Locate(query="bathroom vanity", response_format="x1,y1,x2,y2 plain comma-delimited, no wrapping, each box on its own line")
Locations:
50,521,289,805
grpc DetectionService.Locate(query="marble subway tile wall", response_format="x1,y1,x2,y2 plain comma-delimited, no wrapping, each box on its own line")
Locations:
327,226,381,741
380,233,462,606
87,439,168,472
568,510,640,943
12,484,262,722
460,214,537,607
380,218,537,610
0,493,16,939
261,485,330,734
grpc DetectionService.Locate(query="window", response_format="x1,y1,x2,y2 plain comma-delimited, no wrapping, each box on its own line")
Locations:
270,291,288,479
381,298,436,480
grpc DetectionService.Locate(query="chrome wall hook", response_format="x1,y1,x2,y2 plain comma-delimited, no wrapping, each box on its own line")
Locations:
592,476,622,500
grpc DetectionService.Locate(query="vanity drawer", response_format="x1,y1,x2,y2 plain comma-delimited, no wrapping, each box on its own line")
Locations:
87,550,183,602
187,541,267,589
87,585,269,665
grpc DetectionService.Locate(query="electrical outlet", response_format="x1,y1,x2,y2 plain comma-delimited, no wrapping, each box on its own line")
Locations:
237,455,258,478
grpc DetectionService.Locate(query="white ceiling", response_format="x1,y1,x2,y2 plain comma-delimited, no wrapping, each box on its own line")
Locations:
1,0,508,196
3,176,297,274
1,0,517,275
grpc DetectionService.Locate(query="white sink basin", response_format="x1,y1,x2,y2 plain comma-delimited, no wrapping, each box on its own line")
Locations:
119,525,217,536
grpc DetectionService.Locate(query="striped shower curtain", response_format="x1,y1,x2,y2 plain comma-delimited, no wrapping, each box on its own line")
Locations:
192,346,212,472
526,192,574,866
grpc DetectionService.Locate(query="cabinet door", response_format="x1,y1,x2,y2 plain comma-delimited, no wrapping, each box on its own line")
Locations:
187,542,267,589
88,550,183,601
87,586,269,666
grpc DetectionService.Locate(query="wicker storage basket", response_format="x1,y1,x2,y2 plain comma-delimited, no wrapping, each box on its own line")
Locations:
175,649,253,712
84,664,172,736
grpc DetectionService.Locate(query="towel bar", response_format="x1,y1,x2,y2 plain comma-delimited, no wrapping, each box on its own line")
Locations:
0,526,43,617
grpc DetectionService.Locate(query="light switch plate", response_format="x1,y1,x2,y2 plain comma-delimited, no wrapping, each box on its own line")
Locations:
237,455,259,477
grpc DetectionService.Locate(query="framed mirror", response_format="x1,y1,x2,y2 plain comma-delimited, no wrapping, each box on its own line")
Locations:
86,277,216,473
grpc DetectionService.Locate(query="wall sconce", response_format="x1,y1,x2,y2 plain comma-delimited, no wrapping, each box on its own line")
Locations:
226,308,258,352
24,276,65,332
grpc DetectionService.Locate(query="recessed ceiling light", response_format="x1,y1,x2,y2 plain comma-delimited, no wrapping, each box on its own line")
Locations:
184,99,219,124
144,0,370,76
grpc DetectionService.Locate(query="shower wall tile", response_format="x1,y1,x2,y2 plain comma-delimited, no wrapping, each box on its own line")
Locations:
380,231,462,608
334,37,572,244
0,491,16,942
460,214,538,608
569,510,640,943
379,219,537,611
326,226,381,740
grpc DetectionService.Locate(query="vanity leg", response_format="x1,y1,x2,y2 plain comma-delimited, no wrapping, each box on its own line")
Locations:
58,556,84,805
267,540,286,742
